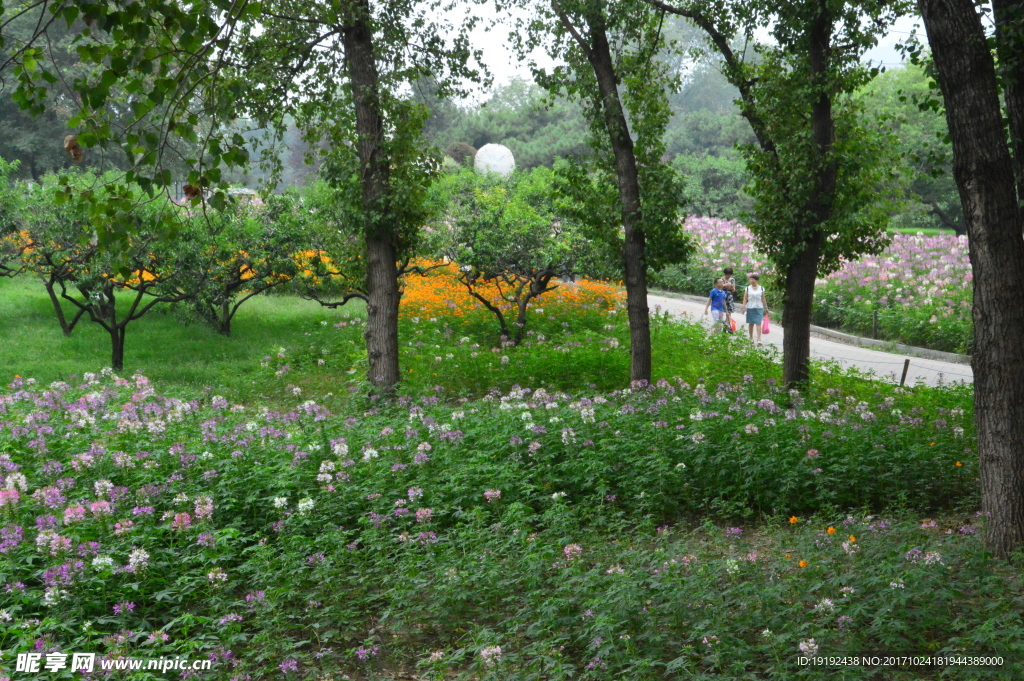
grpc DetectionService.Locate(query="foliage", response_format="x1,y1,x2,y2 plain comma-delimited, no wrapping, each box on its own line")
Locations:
673,152,752,220
424,168,602,342
431,79,592,169
0,156,25,276
0,356,997,680
857,63,962,234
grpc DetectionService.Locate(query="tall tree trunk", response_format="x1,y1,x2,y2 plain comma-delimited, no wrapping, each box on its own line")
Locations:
584,19,652,384
993,0,1024,208
919,0,1024,558
342,0,400,394
782,2,836,387
781,232,822,386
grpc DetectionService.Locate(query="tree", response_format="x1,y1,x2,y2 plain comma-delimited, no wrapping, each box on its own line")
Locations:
227,0,480,395
505,0,690,384
169,196,305,335
19,175,192,368
858,63,963,234
427,167,596,343
649,0,905,386
916,0,1024,558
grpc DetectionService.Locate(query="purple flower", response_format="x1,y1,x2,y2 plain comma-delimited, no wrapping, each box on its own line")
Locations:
279,658,299,673
355,646,379,661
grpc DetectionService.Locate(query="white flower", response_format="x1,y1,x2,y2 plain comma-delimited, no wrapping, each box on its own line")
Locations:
4,473,27,492
94,479,115,497
43,587,70,606
725,559,740,574
0,609,12,622
128,548,150,572
428,650,445,662
173,493,189,505
761,629,772,638
890,578,905,589
520,412,533,421
297,498,315,516
676,462,687,469
333,442,349,456
273,497,289,509
798,639,819,656
92,555,115,570
319,460,336,473
814,598,835,612
362,448,379,462
551,492,567,500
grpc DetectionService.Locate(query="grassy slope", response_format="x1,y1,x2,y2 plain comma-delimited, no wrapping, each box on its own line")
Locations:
0,276,362,397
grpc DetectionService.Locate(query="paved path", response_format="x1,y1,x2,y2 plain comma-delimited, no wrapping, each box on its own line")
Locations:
648,293,974,387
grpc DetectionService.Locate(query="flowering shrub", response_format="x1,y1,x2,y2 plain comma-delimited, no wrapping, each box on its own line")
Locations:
651,218,972,353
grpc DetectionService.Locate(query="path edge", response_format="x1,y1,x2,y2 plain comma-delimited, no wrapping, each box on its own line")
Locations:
648,289,972,366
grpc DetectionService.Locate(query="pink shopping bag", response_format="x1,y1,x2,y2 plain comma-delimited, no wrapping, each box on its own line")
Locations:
762,313,770,335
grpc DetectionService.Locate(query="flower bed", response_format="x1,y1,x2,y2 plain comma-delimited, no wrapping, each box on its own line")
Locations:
0,367,991,679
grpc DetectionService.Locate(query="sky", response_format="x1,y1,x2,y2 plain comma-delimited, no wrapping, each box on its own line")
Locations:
460,8,923,100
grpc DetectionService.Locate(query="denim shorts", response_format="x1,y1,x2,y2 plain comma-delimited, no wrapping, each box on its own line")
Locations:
746,308,765,325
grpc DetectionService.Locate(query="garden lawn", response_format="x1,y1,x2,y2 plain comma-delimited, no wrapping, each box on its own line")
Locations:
0,277,355,401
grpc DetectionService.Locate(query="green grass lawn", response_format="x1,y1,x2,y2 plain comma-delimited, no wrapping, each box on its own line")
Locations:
888,227,958,236
0,276,362,398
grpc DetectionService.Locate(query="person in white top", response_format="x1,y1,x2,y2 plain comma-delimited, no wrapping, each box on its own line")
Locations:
741,273,769,345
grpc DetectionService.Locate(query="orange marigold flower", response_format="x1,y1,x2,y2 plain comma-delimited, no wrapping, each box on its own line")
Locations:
784,554,792,560
848,535,856,543
930,442,936,446
798,560,809,568
789,516,799,524
955,461,962,467
826,527,836,535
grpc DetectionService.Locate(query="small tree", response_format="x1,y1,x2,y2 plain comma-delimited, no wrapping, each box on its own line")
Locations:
428,167,595,344
20,175,191,369
169,196,305,335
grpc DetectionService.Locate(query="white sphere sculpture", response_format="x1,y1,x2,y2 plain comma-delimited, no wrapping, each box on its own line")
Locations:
474,143,516,177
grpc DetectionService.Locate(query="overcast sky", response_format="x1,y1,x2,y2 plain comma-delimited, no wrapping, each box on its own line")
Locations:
460,8,923,100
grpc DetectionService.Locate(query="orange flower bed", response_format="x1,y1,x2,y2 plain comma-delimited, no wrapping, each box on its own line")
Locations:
400,261,623,319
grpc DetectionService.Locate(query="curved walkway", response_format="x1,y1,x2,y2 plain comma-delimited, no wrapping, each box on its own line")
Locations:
648,293,973,387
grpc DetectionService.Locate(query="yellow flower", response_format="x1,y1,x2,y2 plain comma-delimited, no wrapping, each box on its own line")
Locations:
826,527,836,535
798,560,809,568
789,516,799,524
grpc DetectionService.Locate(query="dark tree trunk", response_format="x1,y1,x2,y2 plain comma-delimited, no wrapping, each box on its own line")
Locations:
782,2,837,387
583,18,652,384
342,0,400,394
218,300,232,336
993,0,1024,208
920,0,1024,558
781,232,823,386
110,327,125,371
40,274,81,336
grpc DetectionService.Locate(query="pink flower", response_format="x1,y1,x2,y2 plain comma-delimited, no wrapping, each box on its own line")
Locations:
563,543,583,561
172,512,192,531
484,489,501,503
89,500,112,516
416,508,433,523
114,520,134,536
63,505,86,523
0,489,19,507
